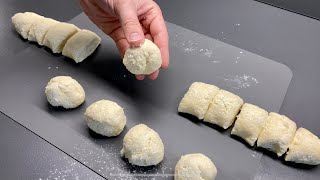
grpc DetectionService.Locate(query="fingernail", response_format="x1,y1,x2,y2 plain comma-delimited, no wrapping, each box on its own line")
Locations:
129,32,142,41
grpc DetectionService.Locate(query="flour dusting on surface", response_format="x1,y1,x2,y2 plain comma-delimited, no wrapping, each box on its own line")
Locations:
220,74,259,89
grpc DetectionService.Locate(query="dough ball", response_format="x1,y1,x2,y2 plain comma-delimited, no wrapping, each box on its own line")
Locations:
178,82,219,119
175,153,217,180
62,29,101,63
12,12,43,39
257,112,297,157
123,39,161,75
84,100,126,137
204,90,244,129
285,128,320,165
43,22,79,53
28,17,59,45
231,103,268,146
121,124,164,166
45,76,85,109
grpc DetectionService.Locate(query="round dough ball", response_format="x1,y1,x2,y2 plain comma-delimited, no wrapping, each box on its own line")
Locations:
123,39,162,75
120,124,164,166
175,153,217,180
45,76,85,109
84,100,127,137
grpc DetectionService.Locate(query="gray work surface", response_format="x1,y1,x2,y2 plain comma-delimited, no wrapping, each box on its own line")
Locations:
0,0,319,179
0,12,292,180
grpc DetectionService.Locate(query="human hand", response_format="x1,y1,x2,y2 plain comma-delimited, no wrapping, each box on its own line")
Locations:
80,0,169,80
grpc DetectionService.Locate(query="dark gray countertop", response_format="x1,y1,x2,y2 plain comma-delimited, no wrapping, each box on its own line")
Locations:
0,0,319,179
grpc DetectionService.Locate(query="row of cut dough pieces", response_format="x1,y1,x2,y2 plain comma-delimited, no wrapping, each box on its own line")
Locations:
178,82,320,165
11,12,101,63
45,76,218,179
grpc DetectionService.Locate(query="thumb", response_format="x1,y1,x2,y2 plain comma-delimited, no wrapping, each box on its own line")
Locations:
116,1,144,46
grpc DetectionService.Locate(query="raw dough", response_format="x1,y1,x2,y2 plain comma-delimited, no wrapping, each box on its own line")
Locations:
28,17,59,45
257,112,297,157
204,89,244,129
45,76,85,109
43,22,79,53
178,82,219,119
174,153,217,180
120,124,164,166
12,12,43,39
285,128,320,165
123,39,161,75
84,100,126,137
231,103,268,146
62,29,101,63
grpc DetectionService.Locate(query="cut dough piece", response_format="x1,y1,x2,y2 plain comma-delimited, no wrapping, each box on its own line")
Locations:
121,124,164,166
28,17,59,45
231,103,268,146
12,12,43,39
204,89,244,129
257,112,297,157
62,29,101,63
175,153,217,180
45,76,85,109
43,22,79,53
178,82,219,119
285,128,320,165
84,100,126,137
123,39,161,75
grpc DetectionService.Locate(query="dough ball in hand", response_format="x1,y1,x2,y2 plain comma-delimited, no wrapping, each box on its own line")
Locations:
12,12,44,39
84,100,126,137
285,128,320,165
123,39,162,75
45,76,85,109
121,124,164,166
231,103,268,146
175,153,217,180
178,82,219,119
257,112,297,157
62,29,101,63
43,22,79,53
204,89,244,129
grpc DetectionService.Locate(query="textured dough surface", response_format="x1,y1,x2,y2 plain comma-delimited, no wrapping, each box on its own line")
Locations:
123,39,161,75
285,128,320,165
62,29,101,63
178,82,219,119
121,124,164,166
28,17,59,45
84,100,126,137
12,12,43,39
45,76,85,109
175,153,217,180
257,112,297,156
204,89,244,129
43,22,79,53
231,103,268,146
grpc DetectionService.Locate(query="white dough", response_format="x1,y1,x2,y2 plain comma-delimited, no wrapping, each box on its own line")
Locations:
45,76,85,109
204,90,244,129
28,17,59,45
120,124,164,166
257,112,297,157
285,128,320,165
84,100,126,137
175,153,217,180
62,29,101,63
43,22,79,53
178,82,219,119
123,39,161,75
12,12,43,39
231,103,268,146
